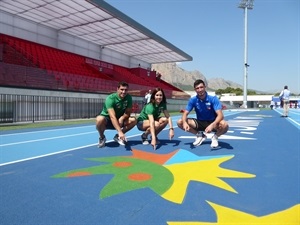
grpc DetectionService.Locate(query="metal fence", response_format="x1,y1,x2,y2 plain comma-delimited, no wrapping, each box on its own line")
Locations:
0,93,104,123
0,92,188,124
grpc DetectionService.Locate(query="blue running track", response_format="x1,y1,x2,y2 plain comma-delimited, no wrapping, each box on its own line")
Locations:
0,109,299,225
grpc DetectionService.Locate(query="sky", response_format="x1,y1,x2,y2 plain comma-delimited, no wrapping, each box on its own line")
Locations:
105,0,299,94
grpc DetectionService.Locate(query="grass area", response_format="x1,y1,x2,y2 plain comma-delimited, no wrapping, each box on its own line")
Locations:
0,112,182,131
0,119,95,131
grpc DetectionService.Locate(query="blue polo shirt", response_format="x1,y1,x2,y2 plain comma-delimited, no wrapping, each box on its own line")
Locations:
185,93,222,121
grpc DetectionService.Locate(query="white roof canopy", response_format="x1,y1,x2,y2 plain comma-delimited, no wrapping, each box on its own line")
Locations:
0,0,192,64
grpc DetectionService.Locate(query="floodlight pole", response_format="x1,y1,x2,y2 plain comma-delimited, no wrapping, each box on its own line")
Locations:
238,0,253,108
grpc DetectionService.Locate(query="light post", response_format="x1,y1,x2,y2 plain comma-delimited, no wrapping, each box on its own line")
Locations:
238,0,254,108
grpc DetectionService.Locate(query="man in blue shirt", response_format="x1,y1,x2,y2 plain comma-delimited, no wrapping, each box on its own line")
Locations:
177,79,229,148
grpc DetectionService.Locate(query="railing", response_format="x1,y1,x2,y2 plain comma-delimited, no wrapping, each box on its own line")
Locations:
0,92,187,124
0,94,104,123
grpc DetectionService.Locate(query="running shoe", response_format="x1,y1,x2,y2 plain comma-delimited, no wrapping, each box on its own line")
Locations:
113,134,126,146
141,133,149,145
193,132,207,146
98,136,106,148
210,134,219,148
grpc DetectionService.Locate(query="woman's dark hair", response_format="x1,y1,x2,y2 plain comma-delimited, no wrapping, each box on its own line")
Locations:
150,87,167,104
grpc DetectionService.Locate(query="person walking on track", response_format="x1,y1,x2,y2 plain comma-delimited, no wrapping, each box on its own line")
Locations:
279,85,291,117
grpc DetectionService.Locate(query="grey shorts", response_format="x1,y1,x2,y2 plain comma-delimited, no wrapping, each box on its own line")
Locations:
136,117,162,131
137,120,144,131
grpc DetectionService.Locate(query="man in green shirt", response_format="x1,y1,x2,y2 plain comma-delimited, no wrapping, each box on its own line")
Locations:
96,82,137,147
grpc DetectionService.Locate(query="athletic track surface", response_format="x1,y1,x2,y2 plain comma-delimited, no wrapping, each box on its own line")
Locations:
0,108,299,225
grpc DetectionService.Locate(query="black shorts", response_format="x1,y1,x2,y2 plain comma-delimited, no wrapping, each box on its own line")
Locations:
189,118,216,132
104,117,124,129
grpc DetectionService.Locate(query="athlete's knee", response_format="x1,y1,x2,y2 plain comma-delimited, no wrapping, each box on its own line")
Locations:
125,117,137,127
154,120,161,127
177,118,183,127
160,117,168,125
96,115,104,124
219,120,229,133
129,116,137,124
96,116,106,131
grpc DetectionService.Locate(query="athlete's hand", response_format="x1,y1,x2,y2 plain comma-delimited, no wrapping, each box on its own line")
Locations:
118,131,127,142
169,129,174,140
151,139,156,150
205,123,215,133
183,123,190,132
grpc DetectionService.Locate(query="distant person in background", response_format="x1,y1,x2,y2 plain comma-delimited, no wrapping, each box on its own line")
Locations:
96,81,137,147
177,79,228,148
156,72,162,81
279,85,291,117
137,88,174,150
143,90,152,105
270,100,275,110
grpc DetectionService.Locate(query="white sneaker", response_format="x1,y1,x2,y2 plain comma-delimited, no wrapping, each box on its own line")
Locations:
193,132,207,146
142,140,149,145
98,136,106,148
211,134,219,148
113,134,126,146
141,133,149,145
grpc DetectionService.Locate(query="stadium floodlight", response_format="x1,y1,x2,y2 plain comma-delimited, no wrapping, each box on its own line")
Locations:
238,0,254,108
238,0,254,9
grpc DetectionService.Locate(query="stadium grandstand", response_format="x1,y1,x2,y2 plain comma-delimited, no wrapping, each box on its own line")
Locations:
0,0,192,123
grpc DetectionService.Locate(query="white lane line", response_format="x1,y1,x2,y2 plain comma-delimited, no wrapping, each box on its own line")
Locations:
0,128,183,167
0,125,95,137
179,134,256,140
0,131,97,147
0,133,145,167
0,143,98,167
241,132,254,135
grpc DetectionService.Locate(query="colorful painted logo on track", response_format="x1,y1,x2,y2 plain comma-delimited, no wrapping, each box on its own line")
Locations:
52,148,255,204
52,148,299,224
167,201,300,224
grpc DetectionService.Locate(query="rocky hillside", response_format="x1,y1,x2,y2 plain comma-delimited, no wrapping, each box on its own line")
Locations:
152,63,242,91
207,78,243,90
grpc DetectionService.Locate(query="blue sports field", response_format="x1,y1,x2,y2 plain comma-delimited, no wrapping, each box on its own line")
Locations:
0,109,299,224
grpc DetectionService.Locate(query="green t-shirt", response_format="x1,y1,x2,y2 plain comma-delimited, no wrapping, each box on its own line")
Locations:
100,93,132,119
137,102,167,122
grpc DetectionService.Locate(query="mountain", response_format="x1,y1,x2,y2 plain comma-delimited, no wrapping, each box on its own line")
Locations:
207,78,243,90
152,63,243,91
